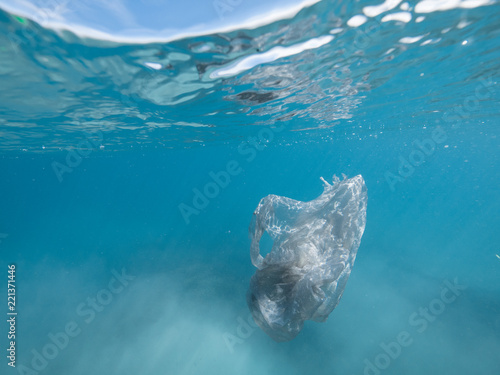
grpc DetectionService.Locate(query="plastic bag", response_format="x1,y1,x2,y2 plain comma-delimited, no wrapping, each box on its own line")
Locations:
247,175,368,342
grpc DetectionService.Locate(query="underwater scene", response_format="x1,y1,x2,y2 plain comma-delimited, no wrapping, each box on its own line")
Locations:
0,0,499,374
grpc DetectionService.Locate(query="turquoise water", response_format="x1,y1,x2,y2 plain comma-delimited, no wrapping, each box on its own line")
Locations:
1,1,499,374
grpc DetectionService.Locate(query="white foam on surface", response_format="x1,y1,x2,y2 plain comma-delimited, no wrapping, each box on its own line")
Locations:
381,11,412,22
347,14,368,27
363,0,402,17
210,35,333,78
400,34,426,43
415,0,496,13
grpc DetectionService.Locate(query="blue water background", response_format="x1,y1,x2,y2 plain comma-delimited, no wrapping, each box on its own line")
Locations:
0,1,500,374
1,119,499,374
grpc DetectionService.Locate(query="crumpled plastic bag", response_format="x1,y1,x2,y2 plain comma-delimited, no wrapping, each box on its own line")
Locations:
247,175,368,342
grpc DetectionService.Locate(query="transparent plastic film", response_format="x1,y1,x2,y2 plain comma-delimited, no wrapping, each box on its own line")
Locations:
247,175,368,342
